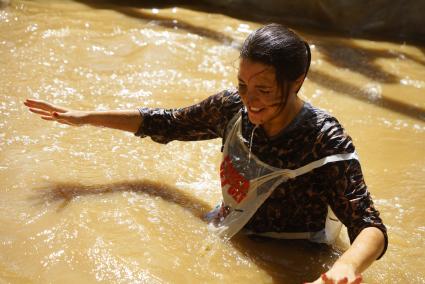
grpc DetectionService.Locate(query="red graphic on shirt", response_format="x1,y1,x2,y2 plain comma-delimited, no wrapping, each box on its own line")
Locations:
220,156,250,203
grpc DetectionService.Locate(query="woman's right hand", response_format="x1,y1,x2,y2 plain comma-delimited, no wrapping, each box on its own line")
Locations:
23,99,88,126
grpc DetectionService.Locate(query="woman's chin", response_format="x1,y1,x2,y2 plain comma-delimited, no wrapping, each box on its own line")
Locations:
247,112,264,125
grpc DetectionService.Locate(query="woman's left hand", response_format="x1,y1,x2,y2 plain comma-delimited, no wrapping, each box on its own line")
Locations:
305,262,363,284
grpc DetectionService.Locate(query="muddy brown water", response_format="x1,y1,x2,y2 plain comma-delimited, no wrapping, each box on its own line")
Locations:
1,1,424,283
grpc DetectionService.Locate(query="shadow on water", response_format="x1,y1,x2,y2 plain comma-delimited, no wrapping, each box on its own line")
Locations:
31,179,211,217
314,41,399,84
308,70,425,122
313,38,425,80
31,179,339,283
75,0,239,47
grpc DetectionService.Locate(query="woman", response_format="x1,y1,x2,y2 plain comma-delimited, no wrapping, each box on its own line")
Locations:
24,24,387,283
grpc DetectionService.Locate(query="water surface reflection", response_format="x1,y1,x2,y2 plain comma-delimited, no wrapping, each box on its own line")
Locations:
1,0,424,283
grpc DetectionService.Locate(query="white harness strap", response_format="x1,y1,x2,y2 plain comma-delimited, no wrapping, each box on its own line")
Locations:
293,152,359,177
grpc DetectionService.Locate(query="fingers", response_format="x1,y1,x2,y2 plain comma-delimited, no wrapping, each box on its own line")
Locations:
24,99,74,125
28,107,61,121
320,273,362,284
40,115,74,126
24,99,78,126
321,273,348,284
28,108,53,117
322,274,332,283
320,274,330,284
24,99,67,113
352,275,362,284
41,116,55,121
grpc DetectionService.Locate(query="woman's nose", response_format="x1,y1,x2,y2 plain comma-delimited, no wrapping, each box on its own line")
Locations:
245,89,260,104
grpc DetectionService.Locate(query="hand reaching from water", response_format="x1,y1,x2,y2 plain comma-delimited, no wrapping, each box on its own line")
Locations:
24,99,87,126
306,263,362,284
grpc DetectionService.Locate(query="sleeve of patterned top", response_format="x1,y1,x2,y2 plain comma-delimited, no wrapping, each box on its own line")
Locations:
134,89,242,144
316,118,388,259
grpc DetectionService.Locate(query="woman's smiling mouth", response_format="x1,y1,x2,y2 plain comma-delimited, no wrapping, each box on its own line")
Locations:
249,106,264,113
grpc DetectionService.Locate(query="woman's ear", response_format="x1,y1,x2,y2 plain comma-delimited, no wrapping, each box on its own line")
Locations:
291,74,306,94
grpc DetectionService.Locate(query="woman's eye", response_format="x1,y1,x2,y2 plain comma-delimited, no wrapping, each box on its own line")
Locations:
259,89,271,95
238,84,247,92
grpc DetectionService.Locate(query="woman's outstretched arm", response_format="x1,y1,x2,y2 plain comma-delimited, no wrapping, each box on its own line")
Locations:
24,99,142,133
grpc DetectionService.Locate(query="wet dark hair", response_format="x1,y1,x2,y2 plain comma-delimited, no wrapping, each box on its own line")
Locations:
240,23,311,109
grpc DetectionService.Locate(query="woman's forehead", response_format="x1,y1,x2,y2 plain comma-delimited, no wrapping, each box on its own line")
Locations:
238,59,276,84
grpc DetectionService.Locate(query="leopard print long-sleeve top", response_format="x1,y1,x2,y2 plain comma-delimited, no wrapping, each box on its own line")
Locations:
135,89,388,258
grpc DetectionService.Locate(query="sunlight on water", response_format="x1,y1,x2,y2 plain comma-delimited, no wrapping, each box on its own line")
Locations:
0,0,424,283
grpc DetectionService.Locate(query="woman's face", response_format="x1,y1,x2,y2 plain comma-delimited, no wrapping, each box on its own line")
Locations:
238,58,283,126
